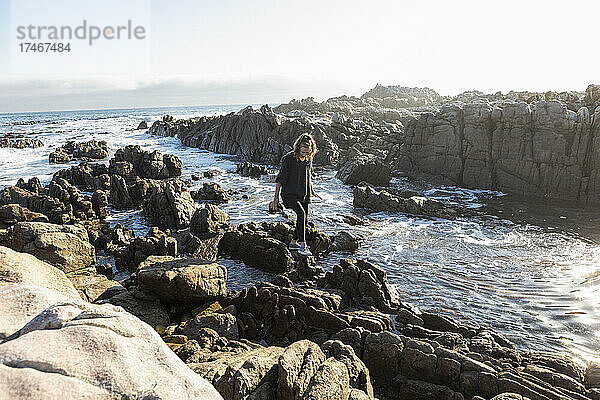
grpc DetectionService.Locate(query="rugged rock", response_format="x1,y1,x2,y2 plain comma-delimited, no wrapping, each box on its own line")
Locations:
336,154,392,186
236,161,270,177
0,185,73,224
180,312,239,341
49,147,71,163
191,182,230,204
115,227,178,271
7,221,95,275
143,182,197,230
394,99,600,204
0,203,48,226
319,258,400,314
137,255,227,302
190,204,229,238
353,183,459,219
149,105,341,165
112,145,182,179
0,137,44,149
71,140,109,159
177,230,222,261
53,161,110,191
219,224,294,273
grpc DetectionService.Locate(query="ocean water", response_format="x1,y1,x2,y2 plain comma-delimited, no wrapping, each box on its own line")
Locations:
1,105,598,364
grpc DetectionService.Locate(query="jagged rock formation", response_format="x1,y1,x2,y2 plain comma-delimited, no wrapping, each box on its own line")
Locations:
49,140,109,164
394,93,600,203
353,183,459,219
0,137,43,149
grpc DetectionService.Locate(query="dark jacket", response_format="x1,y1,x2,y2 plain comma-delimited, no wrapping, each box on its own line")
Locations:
275,151,312,203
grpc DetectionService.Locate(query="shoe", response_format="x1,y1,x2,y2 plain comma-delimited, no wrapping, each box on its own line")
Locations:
288,242,301,250
298,244,312,256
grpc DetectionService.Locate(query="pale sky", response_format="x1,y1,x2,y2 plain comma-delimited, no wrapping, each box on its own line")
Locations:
1,0,599,113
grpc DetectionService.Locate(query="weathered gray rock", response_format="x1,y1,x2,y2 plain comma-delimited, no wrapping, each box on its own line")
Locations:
353,184,458,219
8,222,95,274
336,155,391,186
0,284,74,341
0,137,43,149
321,340,374,398
303,357,350,400
395,100,600,204
112,145,182,179
190,204,229,238
101,289,170,329
143,182,197,230
0,246,80,299
181,312,239,341
278,340,327,400
137,255,227,302
0,300,223,399
190,345,284,400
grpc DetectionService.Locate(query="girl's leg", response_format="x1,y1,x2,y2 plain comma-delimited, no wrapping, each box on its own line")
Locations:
289,199,307,243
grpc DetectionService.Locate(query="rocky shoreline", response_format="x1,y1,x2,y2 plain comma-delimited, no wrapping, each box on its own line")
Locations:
1,85,600,399
148,84,600,205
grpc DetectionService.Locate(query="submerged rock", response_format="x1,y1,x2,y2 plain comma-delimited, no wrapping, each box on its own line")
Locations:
353,183,458,219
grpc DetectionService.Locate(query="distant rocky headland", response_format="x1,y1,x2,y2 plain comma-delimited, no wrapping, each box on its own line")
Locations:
150,84,600,204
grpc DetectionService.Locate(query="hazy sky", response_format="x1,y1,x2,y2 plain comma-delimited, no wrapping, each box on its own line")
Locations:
1,0,599,113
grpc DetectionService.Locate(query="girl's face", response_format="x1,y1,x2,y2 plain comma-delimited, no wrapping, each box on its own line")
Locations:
299,145,310,159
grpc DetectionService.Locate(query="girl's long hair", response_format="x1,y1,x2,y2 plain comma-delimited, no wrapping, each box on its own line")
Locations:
293,133,317,161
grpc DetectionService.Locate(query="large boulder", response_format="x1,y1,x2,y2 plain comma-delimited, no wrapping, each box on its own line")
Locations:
0,204,48,226
353,184,458,219
0,246,80,299
7,222,95,274
143,182,197,230
112,145,182,179
0,299,223,399
137,255,227,302
219,228,294,273
336,155,391,186
190,182,230,204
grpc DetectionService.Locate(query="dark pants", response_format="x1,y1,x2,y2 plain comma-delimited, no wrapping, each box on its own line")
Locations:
283,195,309,242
